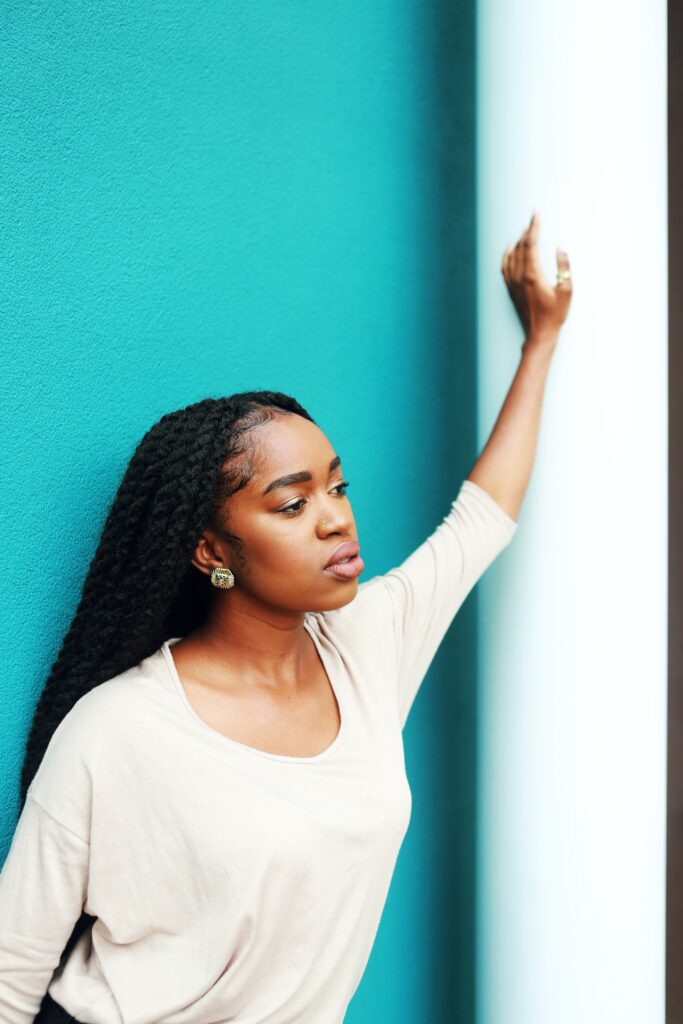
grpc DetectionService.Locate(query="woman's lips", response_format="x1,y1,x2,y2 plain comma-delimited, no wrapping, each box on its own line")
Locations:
323,554,364,580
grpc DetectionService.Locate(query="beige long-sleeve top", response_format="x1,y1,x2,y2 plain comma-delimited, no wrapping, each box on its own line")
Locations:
0,479,517,1024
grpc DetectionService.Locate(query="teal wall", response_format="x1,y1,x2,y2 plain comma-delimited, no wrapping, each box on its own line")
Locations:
1,2,477,1019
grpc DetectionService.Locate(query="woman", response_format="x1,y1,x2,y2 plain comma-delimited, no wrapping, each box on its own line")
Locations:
0,212,571,1024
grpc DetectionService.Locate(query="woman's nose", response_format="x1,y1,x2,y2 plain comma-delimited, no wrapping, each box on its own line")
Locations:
318,499,352,532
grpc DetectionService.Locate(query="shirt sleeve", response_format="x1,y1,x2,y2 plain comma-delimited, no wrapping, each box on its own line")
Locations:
361,478,518,728
0,793,89,1023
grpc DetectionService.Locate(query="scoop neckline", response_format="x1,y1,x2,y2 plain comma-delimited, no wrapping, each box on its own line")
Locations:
159,614,346,764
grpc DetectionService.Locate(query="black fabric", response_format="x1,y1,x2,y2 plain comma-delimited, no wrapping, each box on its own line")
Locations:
33,991,86,1024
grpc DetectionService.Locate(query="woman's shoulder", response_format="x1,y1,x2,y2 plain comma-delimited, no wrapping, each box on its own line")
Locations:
28,646,169,798
57,645,168,731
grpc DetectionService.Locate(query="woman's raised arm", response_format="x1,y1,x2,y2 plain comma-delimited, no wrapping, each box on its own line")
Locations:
466,211,573,521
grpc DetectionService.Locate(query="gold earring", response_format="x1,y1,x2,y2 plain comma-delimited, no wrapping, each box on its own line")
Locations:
210,567,235,589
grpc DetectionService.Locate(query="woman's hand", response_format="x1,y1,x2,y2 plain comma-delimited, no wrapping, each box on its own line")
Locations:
501,211,573,350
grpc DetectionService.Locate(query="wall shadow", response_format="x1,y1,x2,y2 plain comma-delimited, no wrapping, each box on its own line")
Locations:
667,0,682,1019
410,1,479,1020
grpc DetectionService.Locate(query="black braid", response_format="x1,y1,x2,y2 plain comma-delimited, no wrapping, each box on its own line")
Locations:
20,389,315,804
17,390,315,962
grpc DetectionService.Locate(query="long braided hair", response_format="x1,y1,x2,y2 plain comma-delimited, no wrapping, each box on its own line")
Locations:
21,390,315,804
19,390,315,960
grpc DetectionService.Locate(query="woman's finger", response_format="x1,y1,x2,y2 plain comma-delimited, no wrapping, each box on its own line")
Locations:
512,229,526,279
501,244,513,282
507,246,519,289
524,211,540,283
514,214,534,280
555,247,572,292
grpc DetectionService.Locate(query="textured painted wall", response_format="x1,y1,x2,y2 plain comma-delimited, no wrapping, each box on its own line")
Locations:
1,2,477,1018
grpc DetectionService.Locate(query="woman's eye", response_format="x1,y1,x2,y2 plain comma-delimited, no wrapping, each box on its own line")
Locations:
279,480,350,517
280,499,306,516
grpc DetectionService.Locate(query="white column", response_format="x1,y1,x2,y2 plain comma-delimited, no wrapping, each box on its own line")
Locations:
475,3,668,1022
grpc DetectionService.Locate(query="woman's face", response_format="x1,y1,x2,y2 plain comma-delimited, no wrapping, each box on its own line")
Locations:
196,413,364,615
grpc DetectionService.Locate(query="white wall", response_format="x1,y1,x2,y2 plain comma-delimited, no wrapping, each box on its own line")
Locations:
476,3,668,1022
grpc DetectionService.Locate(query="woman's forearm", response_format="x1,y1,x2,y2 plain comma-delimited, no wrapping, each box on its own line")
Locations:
466,332,558,522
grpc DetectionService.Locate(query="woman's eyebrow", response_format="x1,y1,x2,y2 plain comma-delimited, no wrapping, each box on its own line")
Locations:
262,455,341,496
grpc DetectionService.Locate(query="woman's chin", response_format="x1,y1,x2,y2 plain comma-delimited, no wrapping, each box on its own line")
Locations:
311,580,360,613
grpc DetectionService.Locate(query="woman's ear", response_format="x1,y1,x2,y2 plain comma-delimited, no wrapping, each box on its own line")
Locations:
190,529,230,578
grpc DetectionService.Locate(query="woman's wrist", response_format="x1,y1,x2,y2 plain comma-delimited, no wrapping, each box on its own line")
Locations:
522,327,560,355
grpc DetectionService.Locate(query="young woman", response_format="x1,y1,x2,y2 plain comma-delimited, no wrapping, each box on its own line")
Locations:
0,212,571,1024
